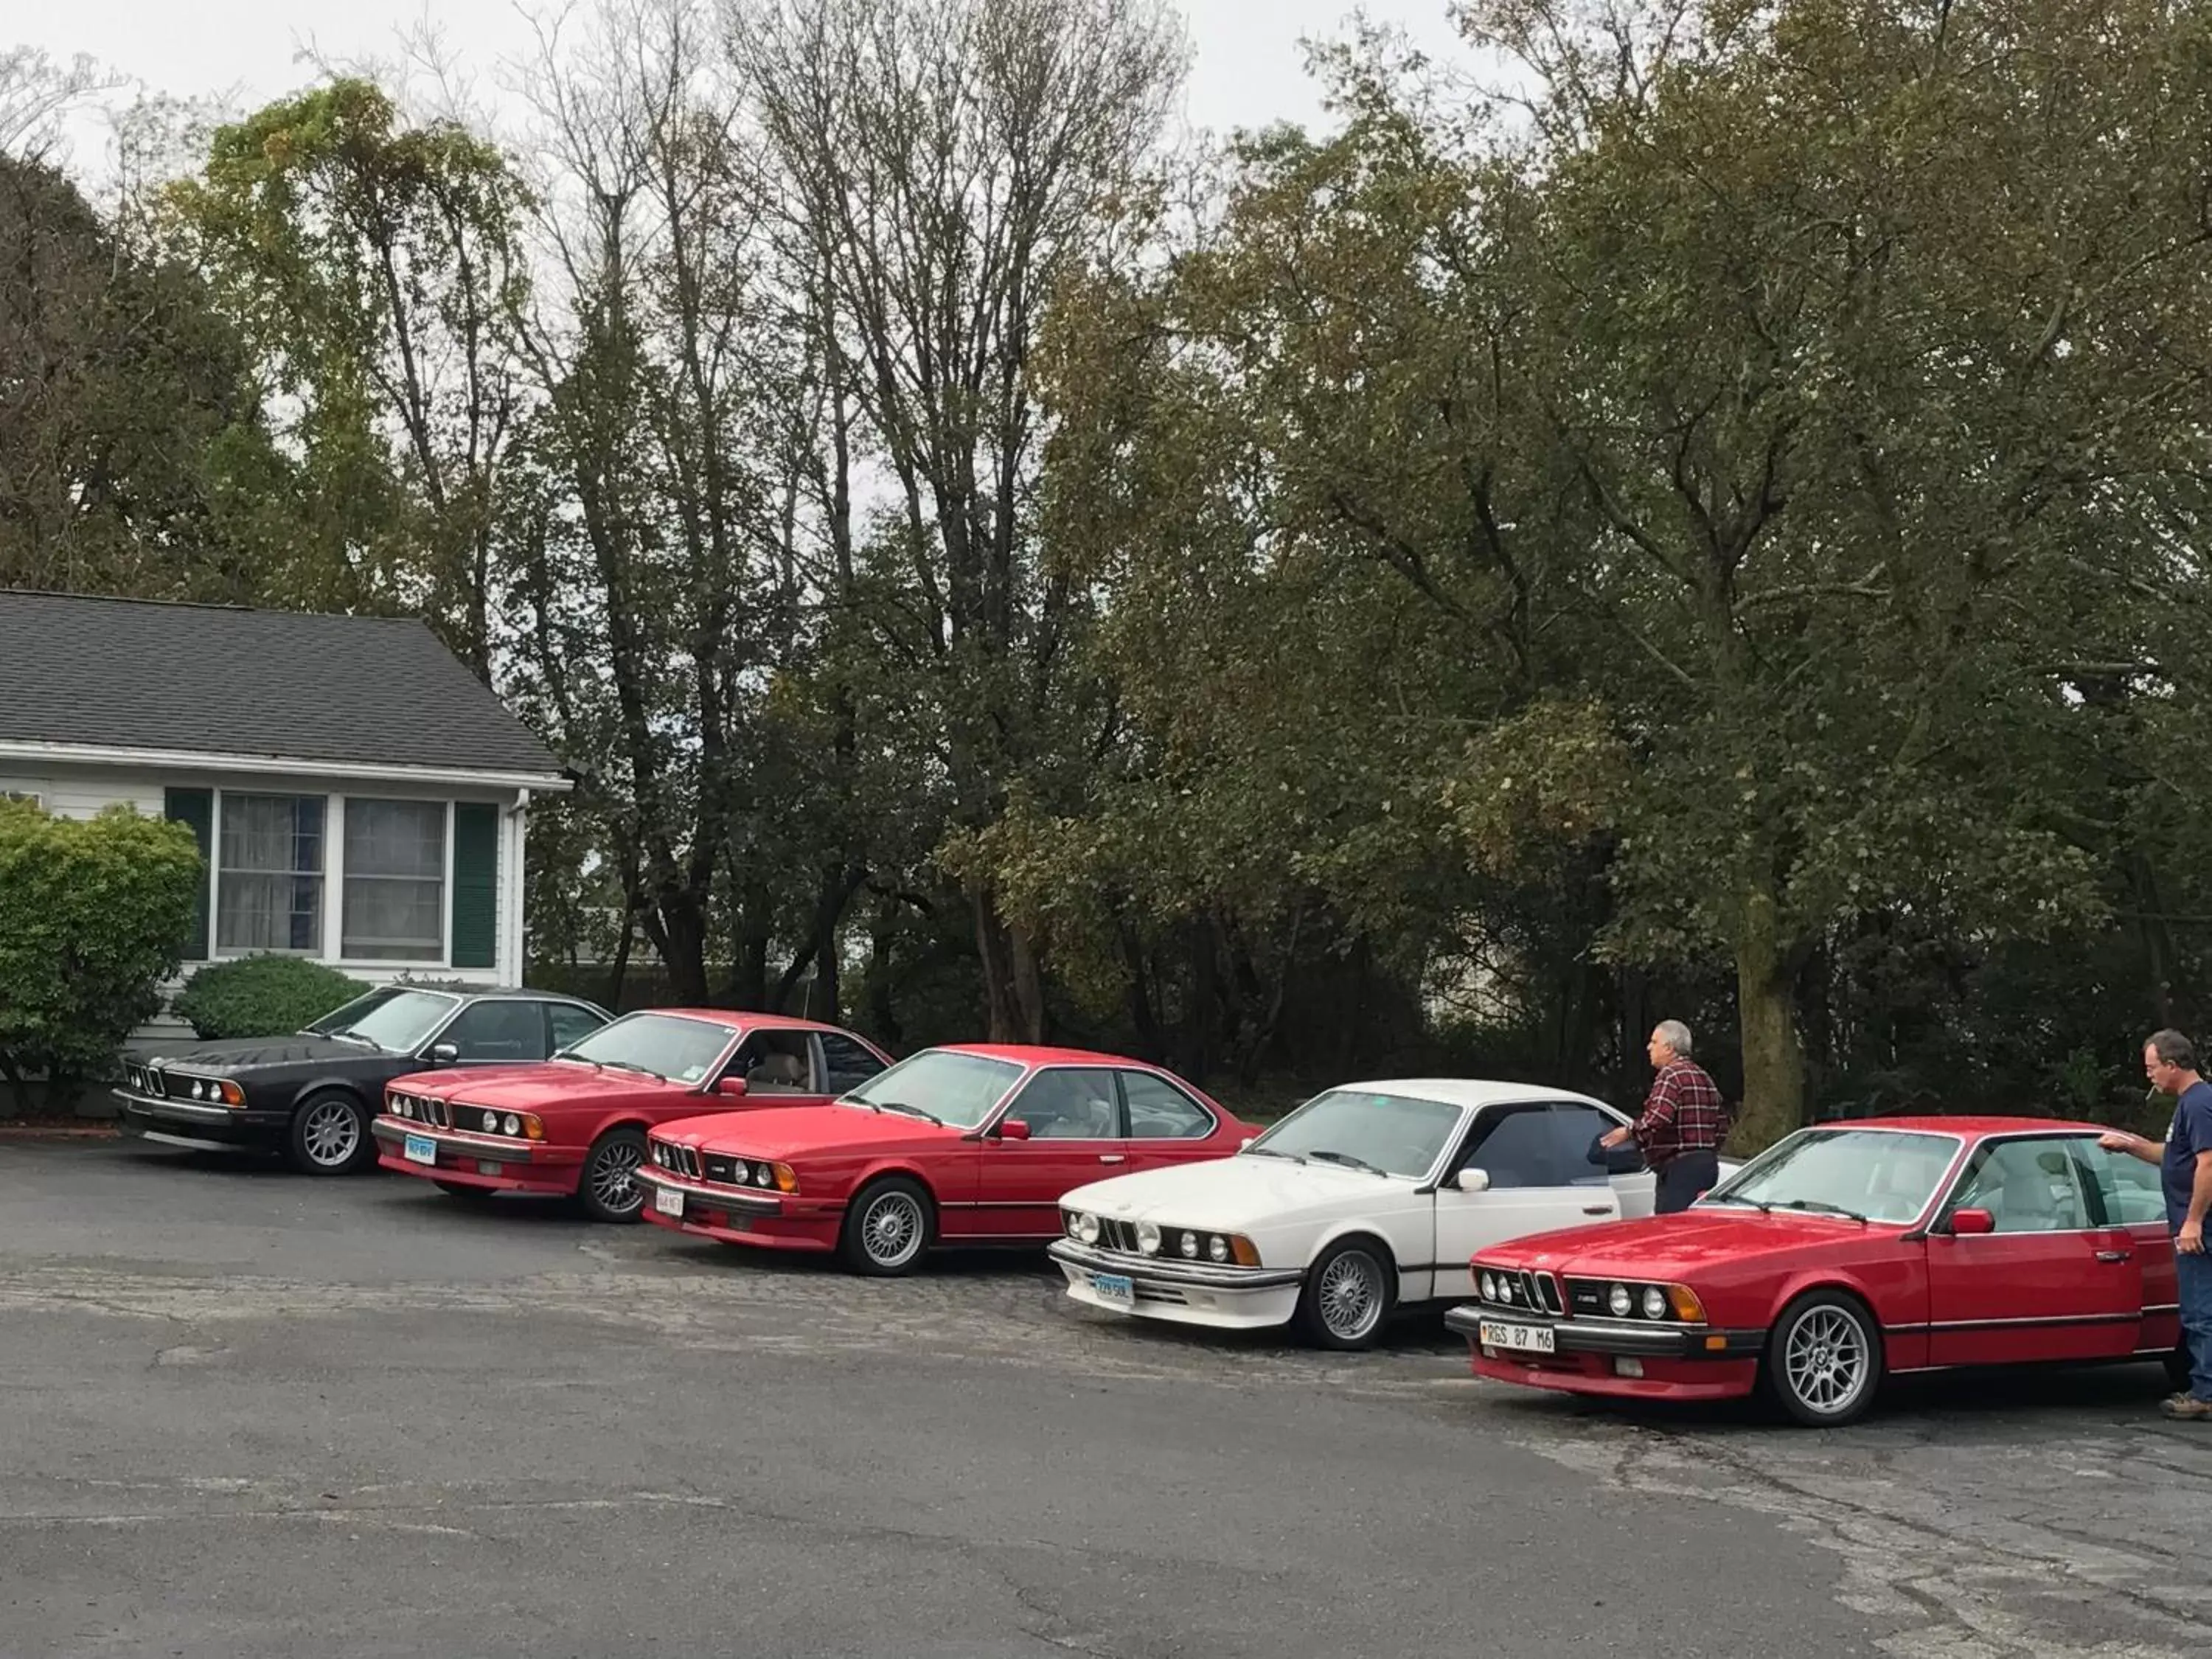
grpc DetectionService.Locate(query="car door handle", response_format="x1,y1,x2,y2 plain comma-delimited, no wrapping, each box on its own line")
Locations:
1582,1205,1613,1215
2096,1249,2132,1263
1099,1154,1125,1164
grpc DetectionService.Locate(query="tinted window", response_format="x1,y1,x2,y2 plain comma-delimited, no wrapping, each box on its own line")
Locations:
820,1033,886,1092
1951,1138,2093,1234
442,999,549,1062
547,1003,605,1052
731,1030,815,1093
560,1013,735,1085
1460,1105,1610,1190
1123,1071,1213,1140
1008,1068,1121,1139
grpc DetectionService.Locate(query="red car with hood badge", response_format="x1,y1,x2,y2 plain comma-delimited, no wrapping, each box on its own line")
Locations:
371,1009,894,1220
634,1043,1259,1275
1450,1116,2189,1426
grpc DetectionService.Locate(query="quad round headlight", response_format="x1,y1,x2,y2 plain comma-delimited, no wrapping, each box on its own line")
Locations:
481,1110,500,1133
1180,1231,1199,1259
1608,1283,1633,1318
1136,1221,1161,1255
1076,1213,1101,1244
1064,1211,1083,1238
1642,1286,1667,1320
1479,1272,1497,1301
754,1163,775,1187
502,1113,522,1137
1208,1235,1228,1263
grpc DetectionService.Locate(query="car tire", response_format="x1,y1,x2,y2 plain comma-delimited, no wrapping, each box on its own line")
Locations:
285,1091,374,1176
577,1127,649,1223
1762,1289,1883,1427
839,1176,933,1276
1292,1236,1395,1351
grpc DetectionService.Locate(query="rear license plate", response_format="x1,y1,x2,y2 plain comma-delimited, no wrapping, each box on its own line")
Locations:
403,1134,437,1166
1091,1273,1134,1308
1480,1318,1555,1354
654,1184,684,1218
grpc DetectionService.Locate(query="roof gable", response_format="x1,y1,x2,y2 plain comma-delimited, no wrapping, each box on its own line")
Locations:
0,591,563,780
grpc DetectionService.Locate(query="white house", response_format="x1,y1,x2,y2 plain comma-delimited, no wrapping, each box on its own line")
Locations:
0,591,571,1033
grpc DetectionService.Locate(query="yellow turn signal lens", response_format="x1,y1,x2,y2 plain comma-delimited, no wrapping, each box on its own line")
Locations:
521,1114,546,1141
771,1162,799,1194
217,1081,246,1107
1666,1284,1707,1322
1229,1234,1261,1267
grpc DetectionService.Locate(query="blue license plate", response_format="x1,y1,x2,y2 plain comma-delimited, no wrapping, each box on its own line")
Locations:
1091,1273,1135,1308
402,1133,437,1166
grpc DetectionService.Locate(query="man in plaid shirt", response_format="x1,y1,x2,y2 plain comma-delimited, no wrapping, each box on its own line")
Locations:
1600,1020,1728,1213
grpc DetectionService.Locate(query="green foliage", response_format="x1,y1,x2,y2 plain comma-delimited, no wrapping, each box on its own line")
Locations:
0,803,202,1104
171,956,371,1040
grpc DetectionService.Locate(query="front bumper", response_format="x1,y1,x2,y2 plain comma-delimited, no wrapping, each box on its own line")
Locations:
370,1118,579,1193
1047,1238,1306,1329
633,1166,843,1253
112,1088,287,1141
1443,1303,1765,1360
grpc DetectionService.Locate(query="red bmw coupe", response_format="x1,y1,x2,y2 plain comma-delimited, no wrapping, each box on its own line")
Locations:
372,1009,892,1221
1450,1116,2188,1426
634,1043,1260,1274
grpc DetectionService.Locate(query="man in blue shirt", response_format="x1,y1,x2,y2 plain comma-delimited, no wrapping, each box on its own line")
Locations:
2101,1029,2212,1419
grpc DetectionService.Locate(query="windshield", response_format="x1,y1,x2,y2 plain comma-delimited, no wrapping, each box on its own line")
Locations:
306,989,458,1053
1247,1089,1465,1178
1705,1127,1963,1224
558,1013,735,1085
841,1049,1024,1130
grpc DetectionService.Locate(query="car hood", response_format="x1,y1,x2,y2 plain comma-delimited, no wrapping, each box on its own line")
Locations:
142,1034,390,1073
390,1064,674,1107
1484,1208,1909,1277
656,1104,956,1158
1060,1155,1408,1230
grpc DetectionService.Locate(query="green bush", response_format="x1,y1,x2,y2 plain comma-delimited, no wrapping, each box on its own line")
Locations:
0,801,204,1107
173,955,370,1040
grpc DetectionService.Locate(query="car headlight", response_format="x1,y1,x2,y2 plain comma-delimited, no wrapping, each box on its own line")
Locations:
1077,1213,1100,1244
1135,1221,1161,1255
502,1113,522,1137
1179,1231,1198,1259
1064,1210,1082,1238
479,1110,498,1133
1608,1283,1632,1318
1208,1235,1228,1262
1479,1271,1496,1301
1641,1286,1667,1320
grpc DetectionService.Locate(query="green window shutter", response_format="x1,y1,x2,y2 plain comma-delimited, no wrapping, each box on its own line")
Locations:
164,787,214,960
450,803,499,970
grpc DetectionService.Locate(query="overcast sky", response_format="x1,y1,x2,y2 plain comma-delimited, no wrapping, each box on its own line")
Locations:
19,0,1472,171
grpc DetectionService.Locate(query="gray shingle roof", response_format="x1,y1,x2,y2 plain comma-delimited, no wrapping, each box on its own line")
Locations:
0,591,565,779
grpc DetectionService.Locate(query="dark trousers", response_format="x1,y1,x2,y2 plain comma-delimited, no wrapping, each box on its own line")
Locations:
1654,1150,1720,1215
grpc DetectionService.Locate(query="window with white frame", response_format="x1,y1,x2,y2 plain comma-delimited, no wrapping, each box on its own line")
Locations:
342,799,447,962
217,794,326,954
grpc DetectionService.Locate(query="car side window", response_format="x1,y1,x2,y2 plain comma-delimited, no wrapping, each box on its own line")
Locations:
441,1000,548,1062
729,1031,815,1093
2073,1138,2167,1227
1950,1138,2093,1233
1121,1071,1214,1139
1007,1068,1121,1139
819,1033,887,1093
1545,1103,1632,1185
1460,1105,1572,1189
546,1002,604,1054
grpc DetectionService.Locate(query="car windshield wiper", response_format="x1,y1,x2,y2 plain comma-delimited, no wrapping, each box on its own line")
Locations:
1777,1197,1868,1224
602,1058,666,1082
872,1099,945,1127
316,1026,375,1048
1704,1194,1774,1214
1307,1149,1388,1177
1244,1145,1301,1161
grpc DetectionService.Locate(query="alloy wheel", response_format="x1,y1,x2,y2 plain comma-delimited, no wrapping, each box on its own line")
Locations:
860,1191,925,1269
300,1099,361,1169
590,1141,644,1214
1316,1248,1384,1343
1783,1306,1870,1417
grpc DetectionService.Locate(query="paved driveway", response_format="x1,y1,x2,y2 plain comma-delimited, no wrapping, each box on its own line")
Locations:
3,1141,2208,1658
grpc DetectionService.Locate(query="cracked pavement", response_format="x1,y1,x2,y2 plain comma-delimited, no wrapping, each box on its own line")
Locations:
3,1141,2208,1658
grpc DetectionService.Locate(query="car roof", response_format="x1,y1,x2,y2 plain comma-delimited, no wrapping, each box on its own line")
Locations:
1801,1115,2106,1138
459,987,595,1002
633,1008,860,1035
1324,1078,1614,1111
933,1043,1150,1067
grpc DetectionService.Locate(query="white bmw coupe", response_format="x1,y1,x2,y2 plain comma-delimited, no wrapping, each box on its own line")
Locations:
1048,1078,1731,1350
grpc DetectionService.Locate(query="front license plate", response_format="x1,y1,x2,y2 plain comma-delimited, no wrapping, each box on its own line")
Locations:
403,1133,438,1167
1480,1318,1555,1354
654,1184,684,1218
1091,1273,1135,1308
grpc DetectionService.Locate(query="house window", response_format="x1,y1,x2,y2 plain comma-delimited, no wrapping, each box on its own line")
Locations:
342,799,447,962
218,794,325,954
1,790,40,807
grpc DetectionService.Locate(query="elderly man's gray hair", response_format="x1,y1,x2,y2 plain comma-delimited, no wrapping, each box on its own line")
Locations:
1653,1020,1694,1059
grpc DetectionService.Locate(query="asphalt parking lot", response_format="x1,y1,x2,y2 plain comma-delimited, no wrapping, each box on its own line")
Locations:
3,1141,2210,1658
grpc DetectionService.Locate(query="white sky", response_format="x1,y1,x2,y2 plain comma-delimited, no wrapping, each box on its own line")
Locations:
18,0,1472,172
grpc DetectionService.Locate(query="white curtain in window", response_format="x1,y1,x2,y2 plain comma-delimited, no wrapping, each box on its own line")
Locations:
218,795,324,954
343,799,445,961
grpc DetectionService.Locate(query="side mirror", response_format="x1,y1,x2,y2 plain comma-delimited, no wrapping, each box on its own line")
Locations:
427,1043,459,1065
1456,1167,1491,1193
716,1076,748,1098
1949,1207,1994,1236
997,1117,1032,1141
